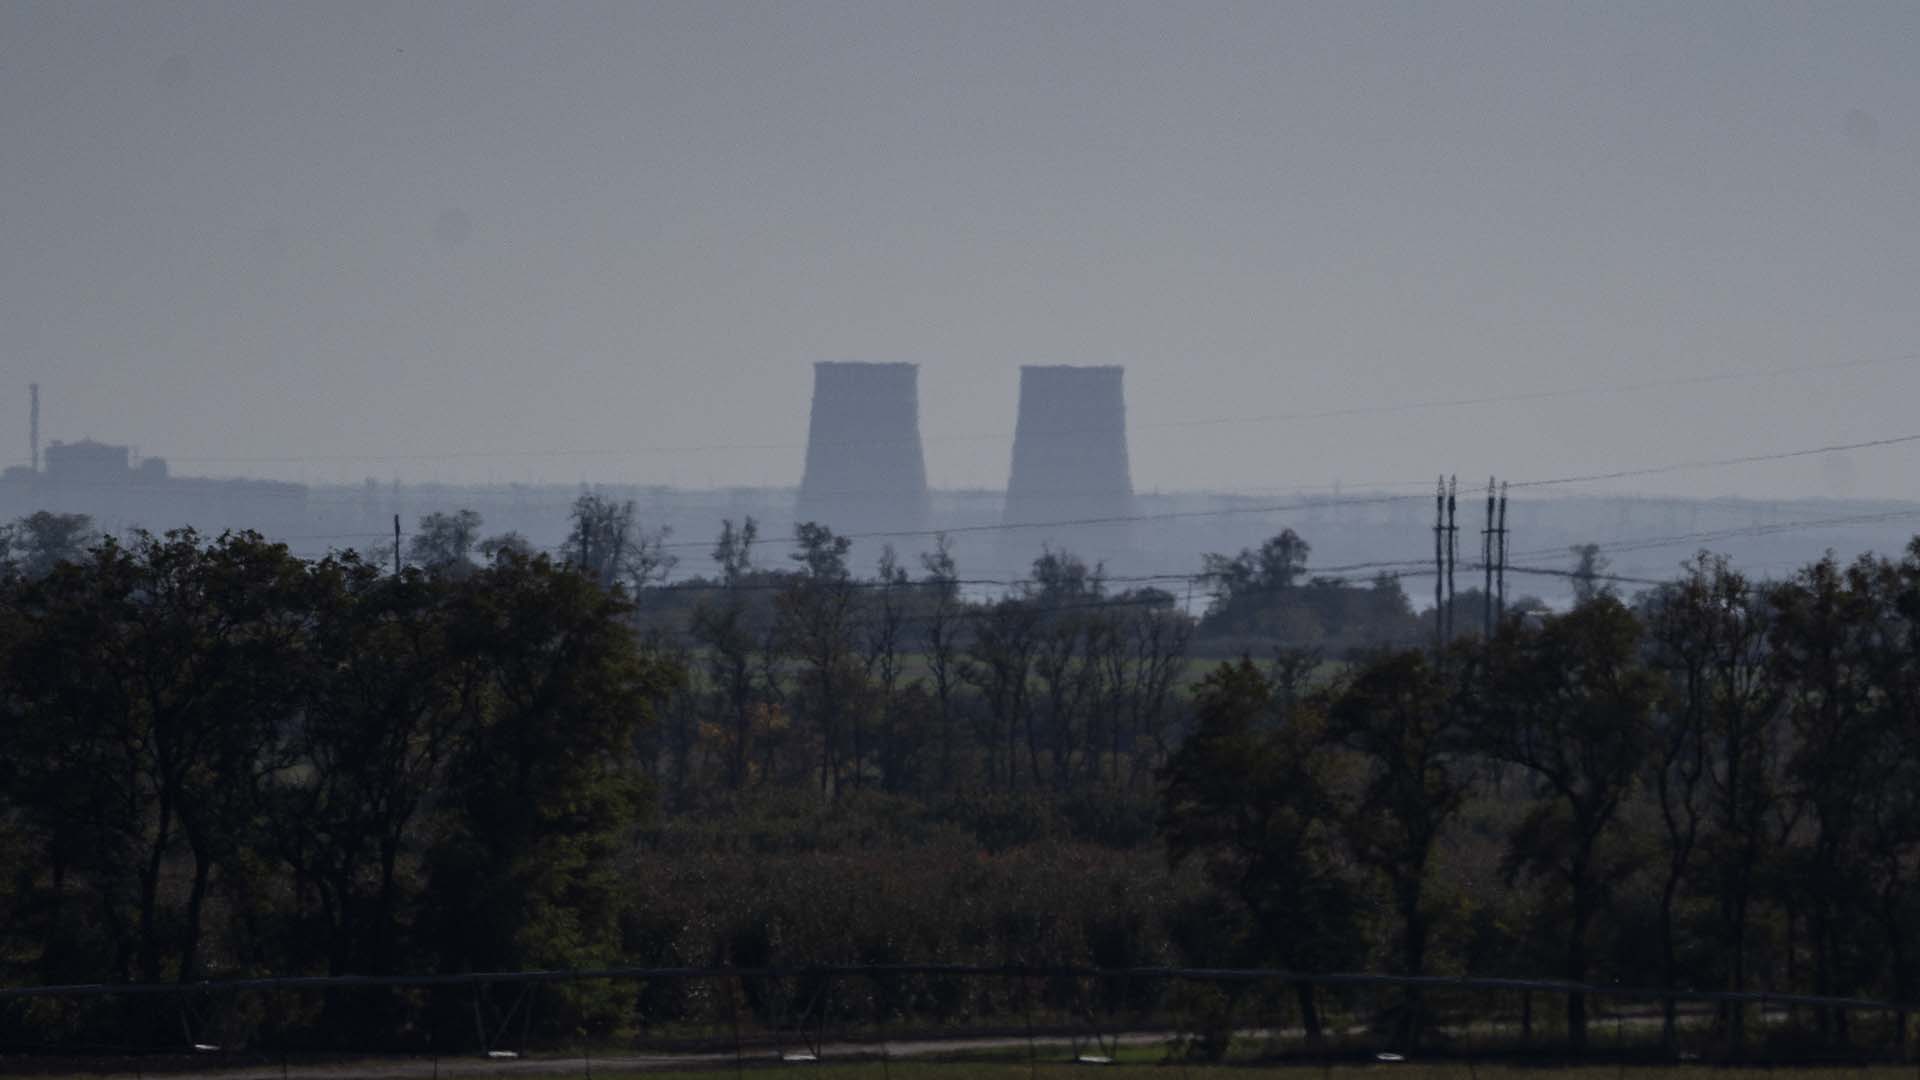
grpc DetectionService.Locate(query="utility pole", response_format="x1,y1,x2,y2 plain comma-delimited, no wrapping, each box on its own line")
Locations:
1496,482,1509,618
1483,477,1496,639
28,383,39,473
1433,476,1445,657
393,514,402,576
1445,475,1458,645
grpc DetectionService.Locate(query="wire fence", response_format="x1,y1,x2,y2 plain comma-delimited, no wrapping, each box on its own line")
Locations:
4,966,1918,1076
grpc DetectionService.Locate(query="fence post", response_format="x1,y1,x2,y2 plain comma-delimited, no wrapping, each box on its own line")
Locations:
1662,990,1676,1055
472,984,488,1055
821,971,835,1061
726,974,745,1080
1296,979,1323,1051
1020,972,1038,1080
874,968,893,1080
278,983,290,1080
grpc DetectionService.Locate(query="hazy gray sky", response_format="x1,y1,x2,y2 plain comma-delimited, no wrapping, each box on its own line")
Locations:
4,1,1918,497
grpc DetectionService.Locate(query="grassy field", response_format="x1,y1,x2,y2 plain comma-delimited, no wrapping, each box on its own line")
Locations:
27,1052,1920,1080
607,1070,1920,1080
118,1064,1920,1080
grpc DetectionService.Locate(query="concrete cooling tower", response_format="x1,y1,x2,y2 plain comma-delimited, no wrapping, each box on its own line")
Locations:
1003,365,1133,530
797,362,930,538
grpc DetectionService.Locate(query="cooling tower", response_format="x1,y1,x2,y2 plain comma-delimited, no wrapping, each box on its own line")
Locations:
796,362,930,538
1003,365,1133,529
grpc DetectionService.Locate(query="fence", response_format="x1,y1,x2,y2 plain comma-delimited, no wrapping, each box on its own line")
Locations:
4,965,1918,1076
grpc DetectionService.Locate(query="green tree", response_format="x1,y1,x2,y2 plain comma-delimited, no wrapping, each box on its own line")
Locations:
1846,546,1920,1004
1323,648,1466,1047
1641,552,1776,1045
1768,554,1889,1029
5,530,311,990
270,556,461,976
1685,561,1782,1049
425,550,674,1025
1161,660,1358,1043
1470,597,1657,1048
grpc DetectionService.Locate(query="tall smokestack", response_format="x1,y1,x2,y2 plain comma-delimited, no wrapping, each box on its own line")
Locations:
1004,365,1132,528
29,383,39,474
797,362,929,539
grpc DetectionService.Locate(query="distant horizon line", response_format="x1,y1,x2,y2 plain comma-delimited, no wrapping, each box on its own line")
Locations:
61,475,1916,508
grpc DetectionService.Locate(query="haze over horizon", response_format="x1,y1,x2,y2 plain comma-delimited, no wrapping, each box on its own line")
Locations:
5,2,1920,500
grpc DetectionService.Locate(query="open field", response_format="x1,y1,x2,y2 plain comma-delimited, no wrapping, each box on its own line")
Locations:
7,999,1896,1080
20,1062,1920,1080
567,1070,1920,1080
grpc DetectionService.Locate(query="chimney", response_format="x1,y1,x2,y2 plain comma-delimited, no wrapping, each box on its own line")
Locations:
797,362,930,539
29,383,39,473
1003,365,1133,528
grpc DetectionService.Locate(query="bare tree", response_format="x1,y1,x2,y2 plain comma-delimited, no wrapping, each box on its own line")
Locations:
1099,593,1192,788
864,545,915,792
9,511,98,579
1569,543,1614,604
478,531,533,562
919,536,967,790
690,517,762,790
965,596,1039,791
565,492,675,597
1201,528,1311,610
408,509,483,572
777,523,863,796
1641,554,1731,1047
1026,548,1104,789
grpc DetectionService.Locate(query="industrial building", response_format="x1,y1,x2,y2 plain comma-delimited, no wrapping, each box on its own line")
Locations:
796,361,930,540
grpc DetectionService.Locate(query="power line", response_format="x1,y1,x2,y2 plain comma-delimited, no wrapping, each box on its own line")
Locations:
1494,563,1668,588
1508,432,1920,491
1134,351,1920,434
624,428,1920,553
1503,507,1920,563
24,427,1920,590
17,349,1917,468
321,495,1920,587
648,491,1424,550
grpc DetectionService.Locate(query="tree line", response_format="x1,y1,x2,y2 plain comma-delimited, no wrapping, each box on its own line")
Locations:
7,498,1920,1058
1167,543,1920,1050
0,520,670,1039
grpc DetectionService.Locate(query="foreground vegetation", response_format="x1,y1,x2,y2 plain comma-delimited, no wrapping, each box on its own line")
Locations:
599,1060,1920,1068
31,1062,1920,1080
541,1060,1920,1068
9,498,1920,1063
